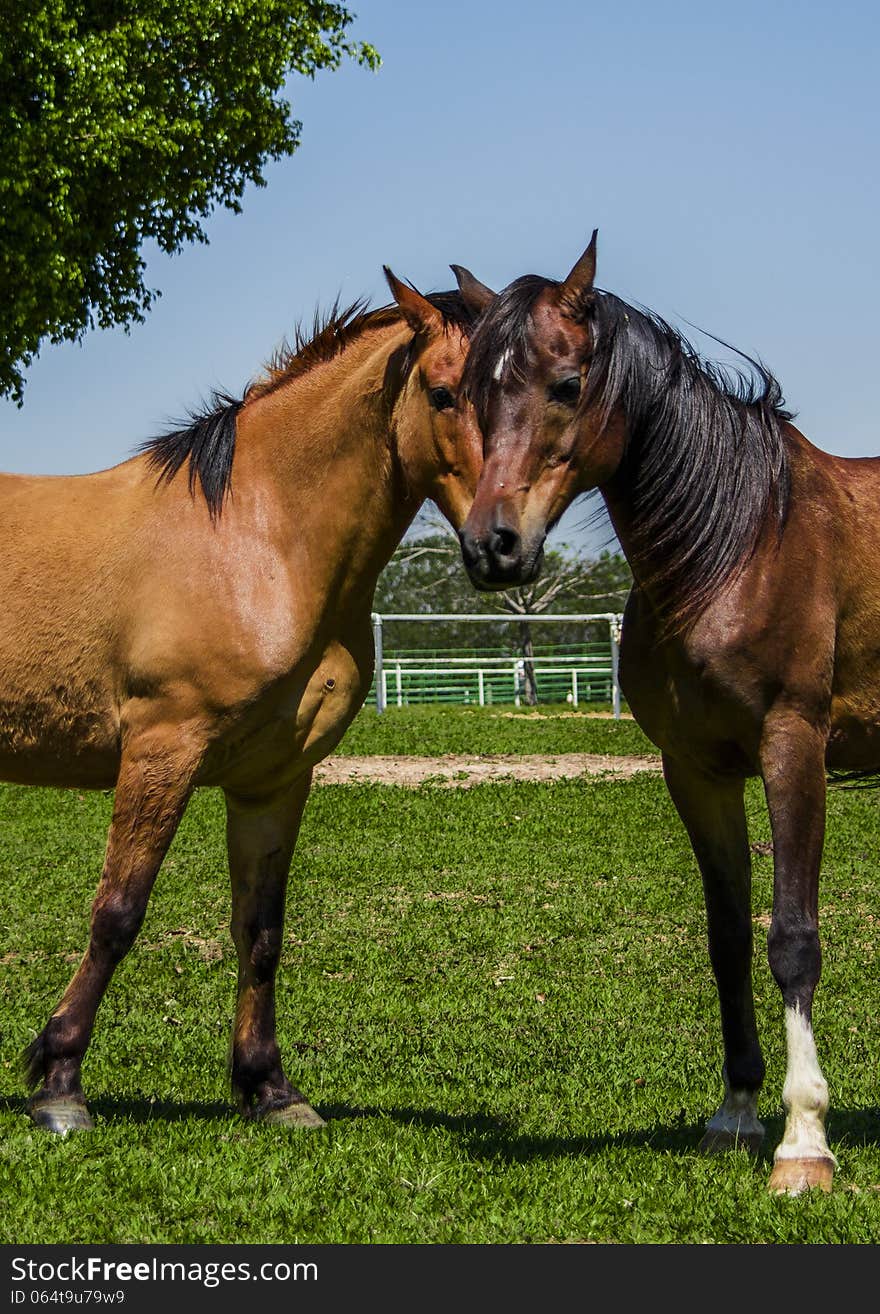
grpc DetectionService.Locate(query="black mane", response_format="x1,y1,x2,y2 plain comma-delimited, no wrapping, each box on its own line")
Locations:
463,276,794,628
141,291,476,519
140,391,243,521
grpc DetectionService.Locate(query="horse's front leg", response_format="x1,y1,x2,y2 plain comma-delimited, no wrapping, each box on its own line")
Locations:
225,771,324,1128
662,754,766,1154
25,727,203,1133
760,712,834,1194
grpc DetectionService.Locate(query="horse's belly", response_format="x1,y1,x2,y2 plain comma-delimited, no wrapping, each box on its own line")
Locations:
827,620,880,770
0,691,120,789
826,709,880,773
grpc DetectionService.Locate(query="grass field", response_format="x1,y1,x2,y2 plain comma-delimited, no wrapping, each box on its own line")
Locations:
337,702,656,756
1,706,879,1243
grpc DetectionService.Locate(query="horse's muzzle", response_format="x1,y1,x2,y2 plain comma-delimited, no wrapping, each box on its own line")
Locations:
458,523,545,591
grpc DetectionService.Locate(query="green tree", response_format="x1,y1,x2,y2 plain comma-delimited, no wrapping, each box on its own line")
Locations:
0,1,379,402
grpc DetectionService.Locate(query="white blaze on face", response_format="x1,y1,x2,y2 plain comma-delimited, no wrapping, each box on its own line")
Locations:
774,1004,835,1164
493,349,511,382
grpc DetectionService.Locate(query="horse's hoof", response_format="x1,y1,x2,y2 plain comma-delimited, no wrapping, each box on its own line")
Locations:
768,1157,834,1195
261,1100,326,1129
699,1126,764,1156
27,1096,94,1136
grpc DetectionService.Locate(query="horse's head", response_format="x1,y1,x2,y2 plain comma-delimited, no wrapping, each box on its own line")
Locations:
384,267,494,533
458,232,625,589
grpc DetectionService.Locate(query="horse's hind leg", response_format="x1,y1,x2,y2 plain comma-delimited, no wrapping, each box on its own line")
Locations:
225,772,324,1128
662,755,766,1154
760,713,835,1194
25,732,202,1134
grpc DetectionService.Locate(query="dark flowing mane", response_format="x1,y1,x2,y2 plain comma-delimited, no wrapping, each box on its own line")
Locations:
141,292,475,519
463,276,794,628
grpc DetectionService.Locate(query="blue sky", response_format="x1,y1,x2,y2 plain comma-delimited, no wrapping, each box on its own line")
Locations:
2,0,878,554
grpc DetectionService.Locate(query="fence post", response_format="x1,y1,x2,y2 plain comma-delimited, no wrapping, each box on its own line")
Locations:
572,670,578,708
395,662,403,708
610,615,622,720
372,613,385,714
478,669,485,706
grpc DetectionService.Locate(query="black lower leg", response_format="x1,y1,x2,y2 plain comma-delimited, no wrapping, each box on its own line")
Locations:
226,776,323,1126
25,890,148,1100
663,756,764,1101
24,739,197,1129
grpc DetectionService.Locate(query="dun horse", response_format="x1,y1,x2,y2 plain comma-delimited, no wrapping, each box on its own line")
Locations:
456,234,878,1194
1,268,492,1134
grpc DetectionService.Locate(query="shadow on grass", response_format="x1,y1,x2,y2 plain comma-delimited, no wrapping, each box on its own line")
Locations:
322,1101,773,1162
324,1103,880,1169
2,1092,877,1163
0,1094,232,1124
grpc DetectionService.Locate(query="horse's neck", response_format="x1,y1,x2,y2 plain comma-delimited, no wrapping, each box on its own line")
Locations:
598,416,661,591
597,481,645,585
600,402,797,627
234,323,421,605
597,405,738,611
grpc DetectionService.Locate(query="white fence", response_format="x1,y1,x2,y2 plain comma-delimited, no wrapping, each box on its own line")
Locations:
370,612,625,717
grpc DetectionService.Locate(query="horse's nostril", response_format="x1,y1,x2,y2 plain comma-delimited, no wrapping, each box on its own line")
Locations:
490,526,520,560
458,530,480,569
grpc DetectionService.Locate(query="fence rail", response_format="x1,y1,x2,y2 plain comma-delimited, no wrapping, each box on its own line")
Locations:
369,612,625,716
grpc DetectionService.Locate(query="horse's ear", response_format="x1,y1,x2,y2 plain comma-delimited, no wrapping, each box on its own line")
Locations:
560,229,598,303
383,267,443,335
450,265,496,316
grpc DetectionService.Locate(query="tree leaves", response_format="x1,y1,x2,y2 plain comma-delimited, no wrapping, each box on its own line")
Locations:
0,1,379,402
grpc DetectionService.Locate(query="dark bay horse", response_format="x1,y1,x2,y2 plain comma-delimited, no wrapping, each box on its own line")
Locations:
1,267,492,1135
456,234,877,1194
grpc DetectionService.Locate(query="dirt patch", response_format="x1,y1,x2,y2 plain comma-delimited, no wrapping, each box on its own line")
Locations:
495,710,635,721
141,927,226,962
314,753,660,787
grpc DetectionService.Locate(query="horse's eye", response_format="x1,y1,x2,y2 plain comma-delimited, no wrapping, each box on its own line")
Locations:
429,387,455,411
549,376,581,406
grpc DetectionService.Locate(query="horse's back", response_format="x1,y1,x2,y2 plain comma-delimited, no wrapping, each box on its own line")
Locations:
803,442,880,760
0,462,147,637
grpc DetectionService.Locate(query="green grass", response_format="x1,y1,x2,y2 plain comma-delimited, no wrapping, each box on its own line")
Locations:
338,702,657,756
2,767,879,1243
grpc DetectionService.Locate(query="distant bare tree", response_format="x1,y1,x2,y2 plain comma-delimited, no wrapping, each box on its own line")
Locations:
492,554,629,704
